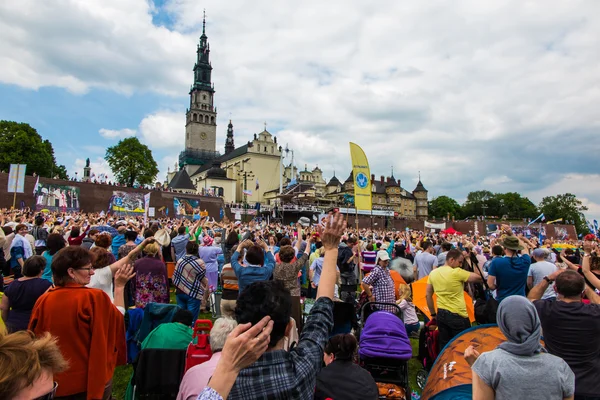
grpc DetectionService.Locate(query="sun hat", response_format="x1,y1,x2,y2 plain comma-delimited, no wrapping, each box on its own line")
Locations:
154,229,171,247
498,236,524,251
375,250,390,264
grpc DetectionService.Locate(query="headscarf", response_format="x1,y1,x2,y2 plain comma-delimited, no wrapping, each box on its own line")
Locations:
203,235,214,246
497,295,544,356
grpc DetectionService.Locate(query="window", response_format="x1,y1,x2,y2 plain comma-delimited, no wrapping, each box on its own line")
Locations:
203,95,206,100
211,116,215,124
271,146,274,153
193,114,197,122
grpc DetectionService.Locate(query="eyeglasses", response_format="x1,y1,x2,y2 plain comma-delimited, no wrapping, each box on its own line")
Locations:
76,267,93,274
34,382,58,400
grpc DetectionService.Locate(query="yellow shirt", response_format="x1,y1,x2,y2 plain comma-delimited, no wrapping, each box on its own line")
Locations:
427,266,471,318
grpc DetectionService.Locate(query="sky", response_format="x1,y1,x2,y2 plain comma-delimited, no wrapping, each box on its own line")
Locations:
1,0,599,221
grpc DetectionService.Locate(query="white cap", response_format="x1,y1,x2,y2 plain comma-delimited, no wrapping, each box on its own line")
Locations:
376,250,390,264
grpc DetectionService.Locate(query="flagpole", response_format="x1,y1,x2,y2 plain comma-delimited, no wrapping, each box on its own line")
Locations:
11,164,19,209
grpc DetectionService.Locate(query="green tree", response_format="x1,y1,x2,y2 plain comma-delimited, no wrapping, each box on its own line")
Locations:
496,192,538,219
428,195,462,219
462,190,495,218
539,193,589,235
0,121,68,179
105,137,159,186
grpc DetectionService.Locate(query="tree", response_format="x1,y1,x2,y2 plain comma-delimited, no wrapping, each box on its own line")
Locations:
495,192,538,219
539,193,589,235
462,190,495,218
428,195,462,219
0,121,68,179
105,137,159,186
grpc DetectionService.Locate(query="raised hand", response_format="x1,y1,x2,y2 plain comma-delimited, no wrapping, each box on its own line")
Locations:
115,264,135,288
318,212,346,251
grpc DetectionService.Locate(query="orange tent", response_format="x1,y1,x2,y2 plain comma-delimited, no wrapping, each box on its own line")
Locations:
411,276,475,323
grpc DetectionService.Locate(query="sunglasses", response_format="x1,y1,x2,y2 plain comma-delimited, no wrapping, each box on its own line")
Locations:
34,382,58,400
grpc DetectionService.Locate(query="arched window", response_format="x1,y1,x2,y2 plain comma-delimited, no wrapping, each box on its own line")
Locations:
204,115,207,123
271,146,274,153
193,114,197,122
211,116,215,124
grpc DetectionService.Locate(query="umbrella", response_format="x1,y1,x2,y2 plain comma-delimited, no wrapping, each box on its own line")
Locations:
94,225,119,237
441,227,462,235
411,276,475,322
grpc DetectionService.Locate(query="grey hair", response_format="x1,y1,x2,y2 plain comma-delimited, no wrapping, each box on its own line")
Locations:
210,317,238,351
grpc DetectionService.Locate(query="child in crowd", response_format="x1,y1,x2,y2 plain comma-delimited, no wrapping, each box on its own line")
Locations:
396,284,420,337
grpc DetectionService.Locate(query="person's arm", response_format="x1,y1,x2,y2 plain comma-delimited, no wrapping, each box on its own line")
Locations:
467,272,483,283
527,275,534,289
582,254,600,291
317,213,346,300
425,283,436,317
206,316,273,399
0,294,9,322
527,270,562,301
113,264,135,314
487,275,496,290
472,370,496,400
108,238,154,274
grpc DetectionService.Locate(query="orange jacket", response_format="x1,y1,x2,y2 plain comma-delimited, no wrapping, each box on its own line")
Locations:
29,284,126,399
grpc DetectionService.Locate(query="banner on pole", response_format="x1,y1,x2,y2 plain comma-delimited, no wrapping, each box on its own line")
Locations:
7,164,26,193
349,143,372,211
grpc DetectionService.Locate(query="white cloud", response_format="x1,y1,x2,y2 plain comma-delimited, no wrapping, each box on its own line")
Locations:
2,0,600,213
138,110,184,149
99,128,137,139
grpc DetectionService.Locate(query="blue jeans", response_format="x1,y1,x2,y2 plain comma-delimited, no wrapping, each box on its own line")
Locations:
405,322,421,336
176,293,201,323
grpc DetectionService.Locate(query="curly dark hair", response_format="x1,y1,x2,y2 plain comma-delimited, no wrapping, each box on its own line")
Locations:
94,234,112,249
278,245,296,263
234,280,291,347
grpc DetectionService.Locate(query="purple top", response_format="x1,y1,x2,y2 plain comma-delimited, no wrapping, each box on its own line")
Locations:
359,311,412,360
198,246,223,273
133,256,169,308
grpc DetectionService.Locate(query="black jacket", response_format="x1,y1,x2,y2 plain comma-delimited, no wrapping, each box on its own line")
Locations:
315,360,379,400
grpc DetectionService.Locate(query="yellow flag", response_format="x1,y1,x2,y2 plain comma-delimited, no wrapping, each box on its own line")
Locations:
546,218,563,224
349,142,372,211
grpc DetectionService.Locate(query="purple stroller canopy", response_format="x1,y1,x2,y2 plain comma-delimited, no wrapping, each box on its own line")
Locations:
359,311,412,360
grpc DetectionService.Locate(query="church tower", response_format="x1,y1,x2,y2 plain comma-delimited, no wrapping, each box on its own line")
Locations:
181,11,218,173
225,120,235,154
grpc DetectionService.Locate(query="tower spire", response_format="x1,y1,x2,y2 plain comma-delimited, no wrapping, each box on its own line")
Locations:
225,119,235,155
202,9,206,35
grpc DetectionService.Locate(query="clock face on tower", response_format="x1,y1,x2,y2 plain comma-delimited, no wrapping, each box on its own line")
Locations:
200,132,207,140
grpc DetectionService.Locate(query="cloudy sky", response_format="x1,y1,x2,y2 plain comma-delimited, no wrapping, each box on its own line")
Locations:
1,0,599,220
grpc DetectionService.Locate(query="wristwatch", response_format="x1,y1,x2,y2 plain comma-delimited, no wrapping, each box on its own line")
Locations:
543,276,554,284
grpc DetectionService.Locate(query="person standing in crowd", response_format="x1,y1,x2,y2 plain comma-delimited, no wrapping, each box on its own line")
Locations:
437,242,452,267
231,239,275,293
361,243,377,274
133,241,169,308
94,233,116,264
198,234,223,292
487,226,532,303
361,250,396,311
177,317,239,400
171,225,190,262
226,212,344,399
41,233,66,283
338,236,358,301
29,246,131,399
527,248,558,300
427,249,482,351
81,228,99,250
67,223,90,246
0,331,69,399
315,334,378,400
0,256,53,333
414,240,438,281
31,215,48,255
273,229,312,332
528,266,600,400
173,241,209,321
111,225,127,259
464,296,575,400
9,224,33,279
220,249,240,318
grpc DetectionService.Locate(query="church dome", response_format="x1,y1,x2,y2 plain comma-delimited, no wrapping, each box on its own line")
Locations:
206,161,227,179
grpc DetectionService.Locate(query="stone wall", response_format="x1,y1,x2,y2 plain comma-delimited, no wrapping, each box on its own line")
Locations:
0,173,224,218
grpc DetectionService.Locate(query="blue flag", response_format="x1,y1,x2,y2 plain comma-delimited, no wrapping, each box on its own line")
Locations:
219,208,224,219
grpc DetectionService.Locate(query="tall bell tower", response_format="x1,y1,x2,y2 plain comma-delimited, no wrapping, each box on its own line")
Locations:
181,11,218,173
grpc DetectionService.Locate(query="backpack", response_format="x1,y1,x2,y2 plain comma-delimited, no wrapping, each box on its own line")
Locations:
185,320,213,372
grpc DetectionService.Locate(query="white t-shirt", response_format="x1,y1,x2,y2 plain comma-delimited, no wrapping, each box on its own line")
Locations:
87,266,114,301
528,261,557,299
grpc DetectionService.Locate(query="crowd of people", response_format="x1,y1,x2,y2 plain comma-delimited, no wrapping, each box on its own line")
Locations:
0,206,598,399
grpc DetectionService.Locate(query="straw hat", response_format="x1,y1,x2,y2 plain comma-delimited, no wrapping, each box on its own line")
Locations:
154,229,171,247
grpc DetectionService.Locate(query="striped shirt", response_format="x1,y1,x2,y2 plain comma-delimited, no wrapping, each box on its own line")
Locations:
173,255,206,300
361,250,377,272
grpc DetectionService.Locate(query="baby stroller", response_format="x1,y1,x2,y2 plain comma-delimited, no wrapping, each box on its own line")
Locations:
416,318,439,389
358,303,412,399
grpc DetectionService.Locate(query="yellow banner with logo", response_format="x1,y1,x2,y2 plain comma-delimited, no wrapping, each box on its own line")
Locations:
349,142,372,211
